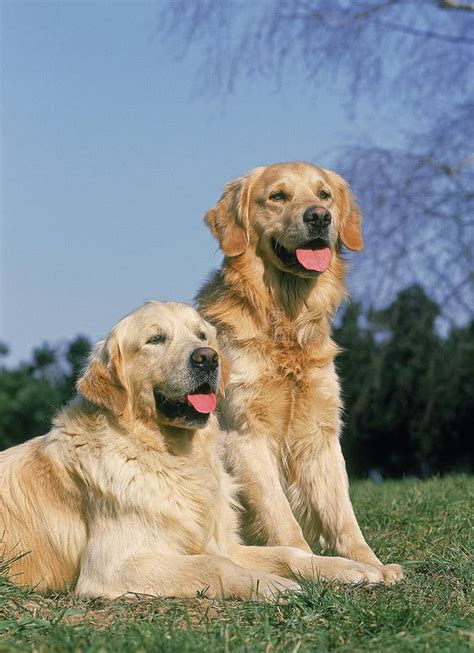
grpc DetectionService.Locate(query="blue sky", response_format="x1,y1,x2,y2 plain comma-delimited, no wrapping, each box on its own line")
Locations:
1,1,406,363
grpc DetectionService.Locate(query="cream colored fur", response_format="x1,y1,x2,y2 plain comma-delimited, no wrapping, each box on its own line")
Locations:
198,162,403,583
0,301,386,600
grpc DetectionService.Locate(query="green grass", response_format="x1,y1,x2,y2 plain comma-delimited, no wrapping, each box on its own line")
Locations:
1,476,472,652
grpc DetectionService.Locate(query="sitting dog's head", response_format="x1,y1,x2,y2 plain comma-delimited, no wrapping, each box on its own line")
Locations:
205,161,363,279
78,301,223,429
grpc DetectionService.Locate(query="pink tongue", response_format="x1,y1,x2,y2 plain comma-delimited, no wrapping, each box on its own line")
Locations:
295,247,331,272
187,393,217,414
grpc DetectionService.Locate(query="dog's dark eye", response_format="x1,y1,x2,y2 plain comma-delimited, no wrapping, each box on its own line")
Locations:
198,331,207,341
319,189,331,200
269,191,286,202
147,334,166,345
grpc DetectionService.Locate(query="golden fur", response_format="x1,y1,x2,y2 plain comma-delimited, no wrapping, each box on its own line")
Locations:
0,301,388,599
197,161,403,582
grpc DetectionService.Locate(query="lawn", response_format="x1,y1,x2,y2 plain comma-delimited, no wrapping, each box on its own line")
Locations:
0,475,472,652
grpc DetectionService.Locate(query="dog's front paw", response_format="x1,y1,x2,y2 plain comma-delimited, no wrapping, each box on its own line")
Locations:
316,557,385,584
267,577,302,596
342,561,386,584
248,573,301,600
380,563,404,584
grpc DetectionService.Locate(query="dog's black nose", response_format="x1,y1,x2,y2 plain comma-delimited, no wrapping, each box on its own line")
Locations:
190,347,219,372
303,205,331,227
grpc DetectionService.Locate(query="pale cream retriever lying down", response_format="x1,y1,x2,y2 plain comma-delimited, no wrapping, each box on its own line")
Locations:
0,301,387,599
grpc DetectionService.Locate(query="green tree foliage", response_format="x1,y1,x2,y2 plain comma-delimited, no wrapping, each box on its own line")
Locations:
335,286,473,477
0,336,91,449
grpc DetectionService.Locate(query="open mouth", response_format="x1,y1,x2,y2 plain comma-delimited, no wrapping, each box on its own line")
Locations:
272,238,331,273
154,382,217,425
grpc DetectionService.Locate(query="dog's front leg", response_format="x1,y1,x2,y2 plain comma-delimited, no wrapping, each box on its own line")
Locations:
75,521,299,600
230,544,386,584
226,430,311,552
77,551,300,599
288,413,403,582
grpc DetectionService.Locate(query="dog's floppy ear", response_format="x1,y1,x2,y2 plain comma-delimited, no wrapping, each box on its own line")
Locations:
340,196,364,251
77,334,127,415
326,170,364,251
205,168,264,257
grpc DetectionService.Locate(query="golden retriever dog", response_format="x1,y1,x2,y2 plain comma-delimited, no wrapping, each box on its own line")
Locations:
197,161,403,583
0,301,387,600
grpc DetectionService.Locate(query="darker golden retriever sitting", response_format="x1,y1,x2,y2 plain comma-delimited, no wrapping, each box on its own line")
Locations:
198,161,403,583
0,301,387,600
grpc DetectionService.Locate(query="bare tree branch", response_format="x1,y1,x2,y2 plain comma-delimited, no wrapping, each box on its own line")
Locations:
159,0,474,322
341,105,474,324
375,18,474,43
440,0,474,11
159,0,473,109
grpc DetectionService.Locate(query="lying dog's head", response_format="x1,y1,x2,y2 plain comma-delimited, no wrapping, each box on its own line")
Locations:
205,161,363,278
77,301,224,429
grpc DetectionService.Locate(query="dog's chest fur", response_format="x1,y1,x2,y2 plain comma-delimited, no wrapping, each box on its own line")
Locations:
199,260,345,445
54,415,239,557
199,261,342,385
223,306,337,383
217,310,340,442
